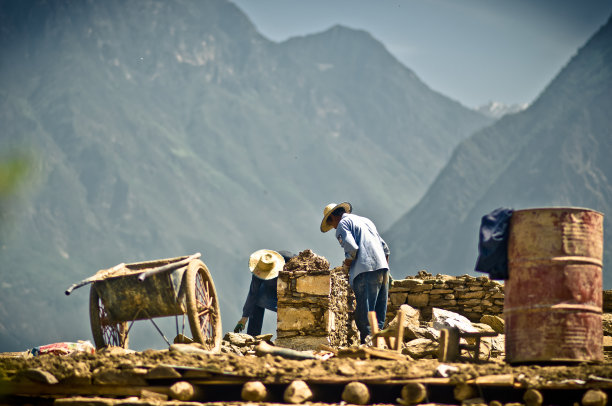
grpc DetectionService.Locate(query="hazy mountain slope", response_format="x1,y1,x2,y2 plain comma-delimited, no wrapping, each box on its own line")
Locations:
386,15,612,289
0,0,491,351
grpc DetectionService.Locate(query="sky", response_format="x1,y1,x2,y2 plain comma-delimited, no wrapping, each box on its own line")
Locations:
231,0,612,108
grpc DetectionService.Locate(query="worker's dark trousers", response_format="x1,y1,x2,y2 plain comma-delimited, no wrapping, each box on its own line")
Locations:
247,305,266,336
353,268,389,343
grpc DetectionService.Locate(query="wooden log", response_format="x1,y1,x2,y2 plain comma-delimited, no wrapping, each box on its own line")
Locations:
396,306,406,352
169,381,197,401
453,382,477,402
368,311,383,348
438,327,460,362
523,388,543,406
397,382,427,405
0,381,169,398
341,381,370,405
582,389,608,406
470,374,515,386
284,380,313,404
241,381,268,402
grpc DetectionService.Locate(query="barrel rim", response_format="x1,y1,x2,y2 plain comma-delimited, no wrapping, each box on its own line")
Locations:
512,206,604,216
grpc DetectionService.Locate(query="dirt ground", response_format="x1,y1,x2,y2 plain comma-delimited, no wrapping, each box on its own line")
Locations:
1,345,611,387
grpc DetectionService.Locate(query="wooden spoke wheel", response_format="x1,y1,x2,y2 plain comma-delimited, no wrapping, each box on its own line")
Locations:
185,259,222,351
89,285,129,349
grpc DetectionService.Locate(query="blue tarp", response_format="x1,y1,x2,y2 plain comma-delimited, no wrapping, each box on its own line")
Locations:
474,207,514,280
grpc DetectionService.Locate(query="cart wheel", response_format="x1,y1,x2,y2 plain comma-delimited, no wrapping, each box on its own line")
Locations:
185,259,222,351
89,285,129,349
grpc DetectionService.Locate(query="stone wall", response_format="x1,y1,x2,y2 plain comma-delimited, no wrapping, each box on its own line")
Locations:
276,251,612,349
387,271,505,323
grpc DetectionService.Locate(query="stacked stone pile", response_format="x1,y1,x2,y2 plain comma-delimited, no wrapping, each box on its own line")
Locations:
380,304,506,360
328,266,359,347
220,333,273,356
276,250,355,350
387,270,504,323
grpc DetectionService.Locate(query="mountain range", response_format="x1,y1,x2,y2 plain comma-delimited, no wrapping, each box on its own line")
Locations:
386,15,612,289
0,0,492,351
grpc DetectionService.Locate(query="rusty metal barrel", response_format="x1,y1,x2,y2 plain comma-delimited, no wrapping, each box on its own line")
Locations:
504,207,604,364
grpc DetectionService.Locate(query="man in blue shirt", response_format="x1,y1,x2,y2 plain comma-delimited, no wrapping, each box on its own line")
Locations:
234,249,295,336
321,202,390,343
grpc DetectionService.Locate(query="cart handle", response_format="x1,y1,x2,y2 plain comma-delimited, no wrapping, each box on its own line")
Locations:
65,262,126,296
137,252,202,282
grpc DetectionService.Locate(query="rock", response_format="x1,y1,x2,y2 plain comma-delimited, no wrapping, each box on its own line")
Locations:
241,381,268,401
284,380,313,404
255,333,274,342
337,364,356,376
92,368,147,386
223,332,256,346
480,314,505,334
140,389,168,401
432,308,478,333
603,313,612,336
603,290,612,312
603,335,612,350
403,338,439,359
582,389,607,406
169,343,215,355
386,304,422,339
146,365,181,379
284,249,329,272
61,361,92,385
173,333,194,344
169,381,196,401
341,381,370,405
18,368,58,384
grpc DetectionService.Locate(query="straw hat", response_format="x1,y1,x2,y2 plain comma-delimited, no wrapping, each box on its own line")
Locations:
248,249,285,280
320,202,352,233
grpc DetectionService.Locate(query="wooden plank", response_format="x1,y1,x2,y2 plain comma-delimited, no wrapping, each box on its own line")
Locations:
469,374,515,386
368,311,383,348
0,381,169,397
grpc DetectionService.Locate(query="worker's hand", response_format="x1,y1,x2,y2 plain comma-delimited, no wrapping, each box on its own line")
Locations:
343,258,353,268
234,317,248,333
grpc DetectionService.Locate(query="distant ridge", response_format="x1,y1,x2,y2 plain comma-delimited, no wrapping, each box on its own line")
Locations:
0,0,491,351
386,15,612,289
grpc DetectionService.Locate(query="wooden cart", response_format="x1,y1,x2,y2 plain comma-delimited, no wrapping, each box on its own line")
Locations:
66,253,222,351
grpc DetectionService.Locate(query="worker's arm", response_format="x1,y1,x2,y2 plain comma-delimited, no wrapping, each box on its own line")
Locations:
234,316,248,333
238,275,261,330
337,221,358,262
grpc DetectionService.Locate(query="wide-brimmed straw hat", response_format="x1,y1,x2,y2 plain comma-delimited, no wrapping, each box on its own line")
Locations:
320,202,352,233
248,249,285,280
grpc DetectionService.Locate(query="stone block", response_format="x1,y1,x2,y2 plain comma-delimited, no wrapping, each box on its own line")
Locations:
277,307,317,331
275,336,329,351
392,279,427,289
403,338,438,359
295,274,331,296
455,290,485,299
430,289,453,294
407,293,429,307
430,299,456,307
277,278,288,295
480,314,505,334
390,292,408,306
